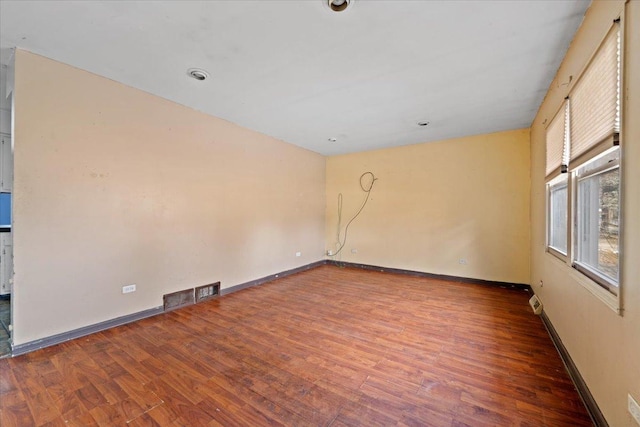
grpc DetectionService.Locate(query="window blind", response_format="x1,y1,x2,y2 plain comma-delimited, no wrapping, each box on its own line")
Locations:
570,22,620,161
545,100,569,177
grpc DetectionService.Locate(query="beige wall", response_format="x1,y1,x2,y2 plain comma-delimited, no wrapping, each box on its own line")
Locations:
12,51,326,345
530,1,640,425
326,129,531,284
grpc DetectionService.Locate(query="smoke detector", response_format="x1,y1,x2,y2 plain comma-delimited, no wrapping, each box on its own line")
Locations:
326,0,354,13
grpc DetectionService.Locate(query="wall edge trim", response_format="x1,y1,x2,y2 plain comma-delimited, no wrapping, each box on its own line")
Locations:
221,260,326,296
11,306,164,357
540,311,609,427
326,260,531,291
10,260,327,357
8,260,528,357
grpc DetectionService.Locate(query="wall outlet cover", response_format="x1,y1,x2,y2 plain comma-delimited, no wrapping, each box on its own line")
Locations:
122,284,136,294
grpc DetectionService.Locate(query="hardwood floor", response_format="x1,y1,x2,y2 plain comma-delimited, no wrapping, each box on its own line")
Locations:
0,265,592,426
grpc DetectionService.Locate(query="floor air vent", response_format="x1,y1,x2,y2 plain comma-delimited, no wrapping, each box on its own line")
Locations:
163,289,195,312
195,282,220,303
529,295,543,315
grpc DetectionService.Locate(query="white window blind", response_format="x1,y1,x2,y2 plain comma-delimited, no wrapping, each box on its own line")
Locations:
545,100,569,177
570,22,620,161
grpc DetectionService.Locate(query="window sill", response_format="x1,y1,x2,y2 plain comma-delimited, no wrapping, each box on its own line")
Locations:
546,246,568,263
544,252,622,316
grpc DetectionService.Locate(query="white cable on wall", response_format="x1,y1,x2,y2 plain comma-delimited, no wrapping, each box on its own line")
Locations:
330,171,377,257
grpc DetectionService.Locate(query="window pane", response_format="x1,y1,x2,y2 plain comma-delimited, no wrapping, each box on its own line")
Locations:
576,165,619,283
549,182,568,253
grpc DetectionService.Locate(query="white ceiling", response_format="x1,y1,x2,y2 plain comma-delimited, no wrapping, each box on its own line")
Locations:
0,0,589,155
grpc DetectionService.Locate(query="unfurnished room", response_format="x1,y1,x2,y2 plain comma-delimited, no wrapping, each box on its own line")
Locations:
0,0,638,426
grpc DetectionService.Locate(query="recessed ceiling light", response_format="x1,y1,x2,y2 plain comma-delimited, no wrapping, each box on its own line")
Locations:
328,137,338,143
326,0,353,13
417,121,430,127
187,68,209,81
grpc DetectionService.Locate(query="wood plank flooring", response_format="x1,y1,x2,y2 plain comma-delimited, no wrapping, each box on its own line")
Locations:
0,265,592,426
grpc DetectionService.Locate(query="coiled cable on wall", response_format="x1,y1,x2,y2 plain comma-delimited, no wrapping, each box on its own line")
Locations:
331,172,378,256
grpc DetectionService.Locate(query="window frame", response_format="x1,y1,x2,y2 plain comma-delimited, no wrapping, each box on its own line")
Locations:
546,174,569,260
543,13,624,315
571,147,621,295
544,99,570,261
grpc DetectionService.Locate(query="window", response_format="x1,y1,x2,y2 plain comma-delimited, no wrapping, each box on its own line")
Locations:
574,148,620,293
544,17,622,302
570,20,621,293
548,176,568,255
545,100,570,259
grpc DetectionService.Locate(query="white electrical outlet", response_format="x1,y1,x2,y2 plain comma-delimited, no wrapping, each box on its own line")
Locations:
295,251,301,257
122,284,136,294
326,250,334,256
459,258,468,265
629,394,640,425
351,248,358,254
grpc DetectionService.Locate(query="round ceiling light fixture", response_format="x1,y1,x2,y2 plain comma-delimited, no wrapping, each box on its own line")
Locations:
328,137,338,143
417,121,430,127
327,0,352,12
187,68,209,81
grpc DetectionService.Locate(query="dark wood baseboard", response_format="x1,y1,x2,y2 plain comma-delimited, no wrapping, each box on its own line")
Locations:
330,260,609,425
2,265,593,425
8,259,605,426
9,259,532,358
11,306,164,357
540,311,608,427
326,260,531,291
11,260,328,357
221,260,326,296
